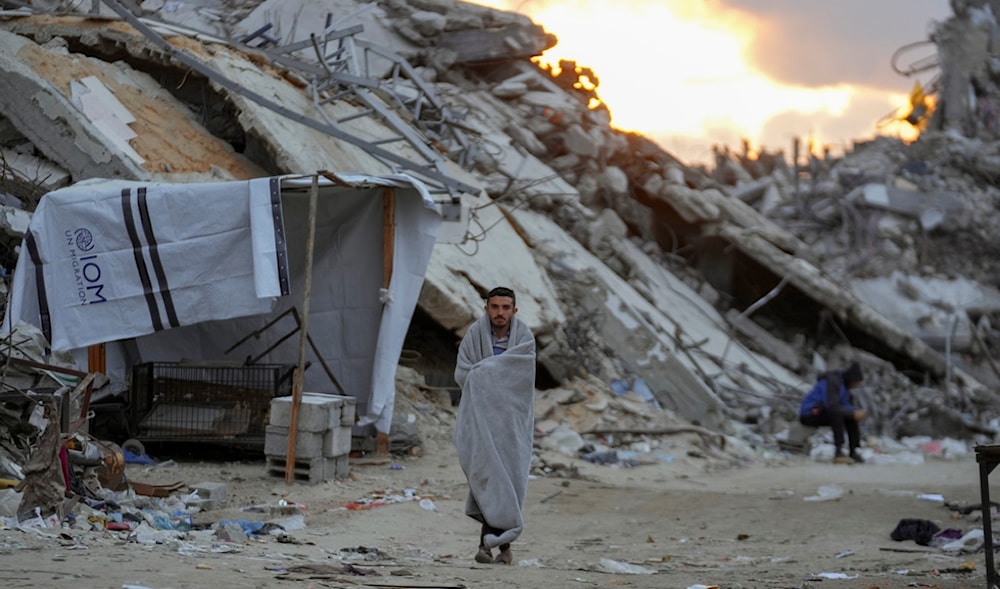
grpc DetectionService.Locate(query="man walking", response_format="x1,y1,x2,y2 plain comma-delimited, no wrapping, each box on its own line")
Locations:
454,286,536,565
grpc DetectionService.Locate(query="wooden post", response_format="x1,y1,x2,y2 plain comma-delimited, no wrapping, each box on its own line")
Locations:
383,188,395,290
285,174,319,484
87,343,106,374
375,188,395,456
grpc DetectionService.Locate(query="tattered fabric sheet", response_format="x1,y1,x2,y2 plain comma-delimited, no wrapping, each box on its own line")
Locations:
453,313,536,548
3,178,288,351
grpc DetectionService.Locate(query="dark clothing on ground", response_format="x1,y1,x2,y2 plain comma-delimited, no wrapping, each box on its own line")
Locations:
891,518,941,546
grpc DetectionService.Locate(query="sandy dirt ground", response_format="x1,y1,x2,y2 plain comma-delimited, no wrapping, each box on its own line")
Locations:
1,427,992,589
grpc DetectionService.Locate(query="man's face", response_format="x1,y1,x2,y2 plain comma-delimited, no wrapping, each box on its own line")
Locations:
486,295,516,331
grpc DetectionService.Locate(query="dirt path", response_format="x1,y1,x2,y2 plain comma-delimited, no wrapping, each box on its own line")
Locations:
1,438,989,589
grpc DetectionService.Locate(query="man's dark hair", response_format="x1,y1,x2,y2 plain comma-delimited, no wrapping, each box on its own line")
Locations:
487,286,516,306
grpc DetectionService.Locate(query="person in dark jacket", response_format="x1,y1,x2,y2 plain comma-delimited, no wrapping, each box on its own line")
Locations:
798,362,866,463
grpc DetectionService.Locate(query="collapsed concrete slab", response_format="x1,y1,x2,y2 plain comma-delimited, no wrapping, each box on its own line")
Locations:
0,28,147,181
708,222,985,391
854,182,966,232
0,20,266,183
508,206,802,428
420,188,566,338
854,272,1000,354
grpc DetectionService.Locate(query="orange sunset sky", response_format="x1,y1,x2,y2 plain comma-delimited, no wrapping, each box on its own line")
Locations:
475,0,951,165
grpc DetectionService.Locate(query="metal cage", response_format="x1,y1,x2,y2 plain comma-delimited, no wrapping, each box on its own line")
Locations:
130,362,295,446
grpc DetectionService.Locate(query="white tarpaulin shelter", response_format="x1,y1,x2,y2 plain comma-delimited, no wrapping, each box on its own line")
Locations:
3,173,444,433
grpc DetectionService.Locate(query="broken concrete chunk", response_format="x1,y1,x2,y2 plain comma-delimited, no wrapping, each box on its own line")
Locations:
642,173,665,196
0,147,70,200
410,11,447,36
492,79,528,99
215,522,248,543
859,183,964,231
519,90,581,119
504,123,547,157
0,205,32,237
919,207,947,231
599,166,629,196
654,184,722,223
563,124,597,158
438,23,555,63
587,208,628,253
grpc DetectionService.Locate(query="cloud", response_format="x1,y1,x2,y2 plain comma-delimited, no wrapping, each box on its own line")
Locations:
756,90,907,153
475,0,946,164
714,0,951,90
647,89,911,164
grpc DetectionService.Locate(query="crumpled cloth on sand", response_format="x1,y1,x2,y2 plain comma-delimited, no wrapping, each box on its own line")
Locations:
453,313,536,548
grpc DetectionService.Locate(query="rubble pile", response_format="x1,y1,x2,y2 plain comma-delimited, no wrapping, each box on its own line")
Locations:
1,0,1000,521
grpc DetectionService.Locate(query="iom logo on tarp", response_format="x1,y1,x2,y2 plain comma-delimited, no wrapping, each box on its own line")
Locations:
66,228,107,304
75,228,94,252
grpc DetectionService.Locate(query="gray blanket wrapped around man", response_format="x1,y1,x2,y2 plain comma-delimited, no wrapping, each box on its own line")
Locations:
453,312,536,550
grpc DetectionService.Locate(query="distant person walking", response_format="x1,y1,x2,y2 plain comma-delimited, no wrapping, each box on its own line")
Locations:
799,362,867,464
453,286,536,565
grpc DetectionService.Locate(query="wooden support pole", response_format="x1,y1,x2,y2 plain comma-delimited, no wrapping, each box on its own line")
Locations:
286,174,319,484
383,188,395,290
87,343,106,374
375,188,395,456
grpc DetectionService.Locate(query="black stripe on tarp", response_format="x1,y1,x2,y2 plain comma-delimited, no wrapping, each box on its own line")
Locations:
24,230,52,345
136,187,180,328
121,187,164,332
270,177,291,296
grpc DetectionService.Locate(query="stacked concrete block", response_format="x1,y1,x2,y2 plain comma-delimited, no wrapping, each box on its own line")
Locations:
264,393,356,484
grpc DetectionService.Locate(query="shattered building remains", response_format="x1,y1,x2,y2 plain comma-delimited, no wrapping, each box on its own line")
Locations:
3,0,1000,504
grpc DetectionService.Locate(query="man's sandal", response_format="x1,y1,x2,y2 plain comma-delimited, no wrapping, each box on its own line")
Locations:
475,546,493,564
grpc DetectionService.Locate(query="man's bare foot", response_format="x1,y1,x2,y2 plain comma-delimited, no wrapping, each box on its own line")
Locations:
475,546,493,564
494,548,512,565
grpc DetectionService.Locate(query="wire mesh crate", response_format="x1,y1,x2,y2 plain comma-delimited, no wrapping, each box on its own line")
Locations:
130,362,295,446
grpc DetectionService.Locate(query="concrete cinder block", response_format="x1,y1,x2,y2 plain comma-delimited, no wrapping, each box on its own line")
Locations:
778,422,819,455
787,422,818,445
264,424,327,458
323,394,357,427
265,424,354,458
269,394,341,432
324,454,350,480
328,425,353,457
190,481,228,510
340,398,356,426
263,454,349,484
264,455,327,485
269,393,356,431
